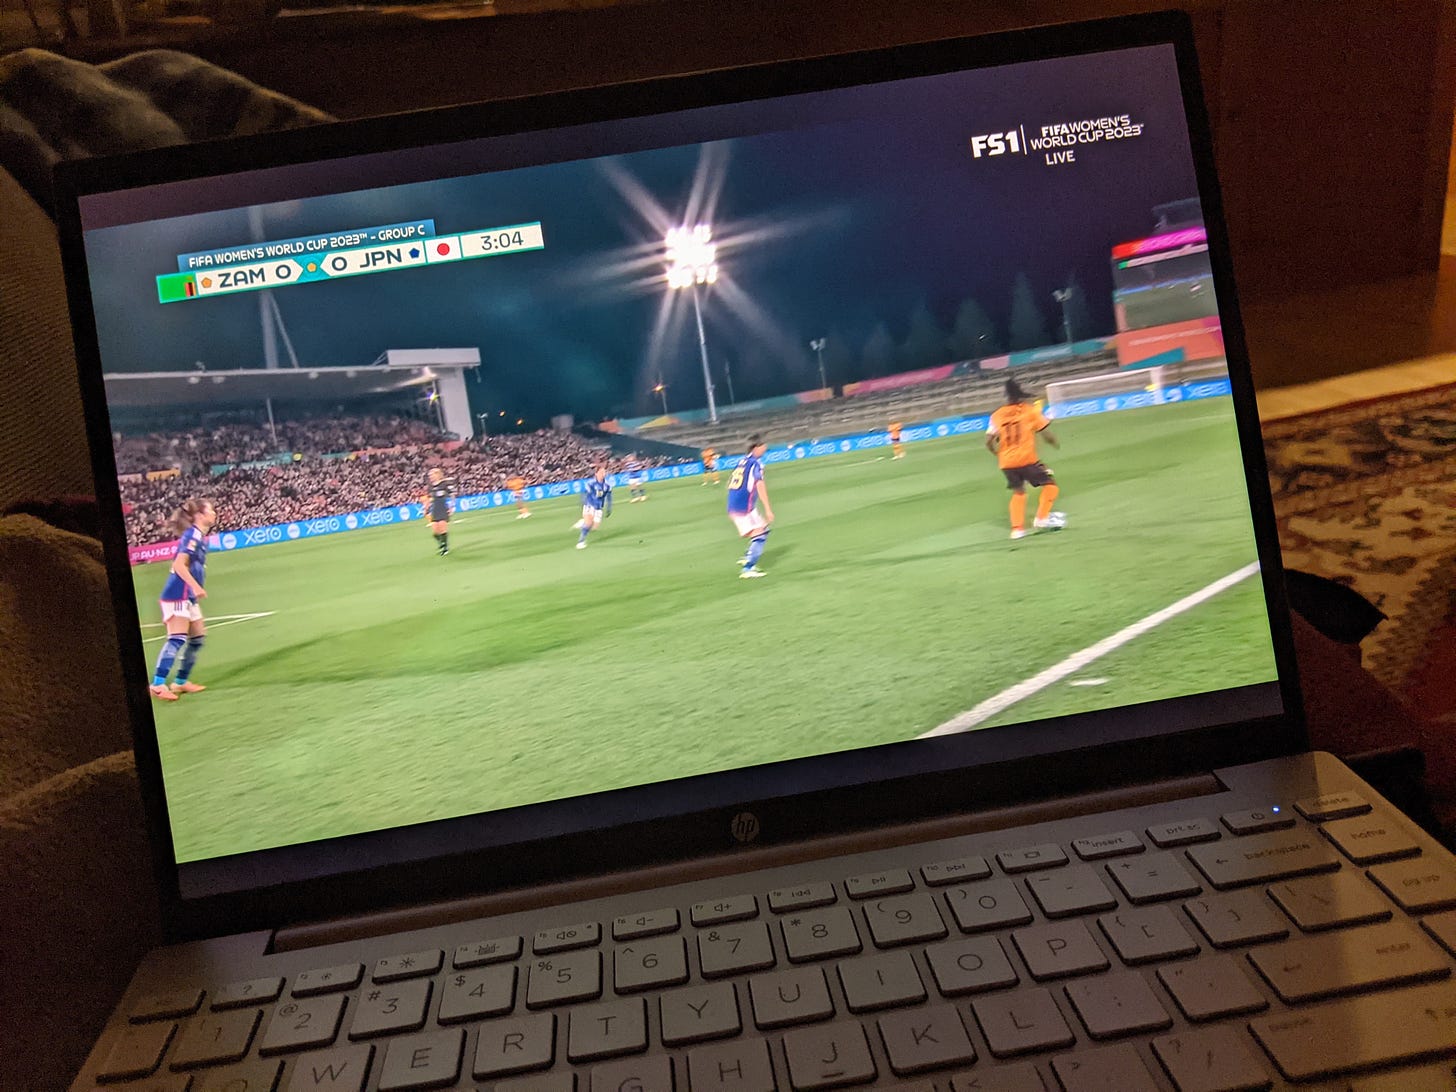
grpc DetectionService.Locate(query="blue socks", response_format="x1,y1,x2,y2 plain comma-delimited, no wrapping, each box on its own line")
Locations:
744,531,769,570
175,635,205,684
579,525,590,543
152,634,185,687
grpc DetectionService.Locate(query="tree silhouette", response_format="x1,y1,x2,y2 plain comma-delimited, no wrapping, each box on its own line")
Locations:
1062,275,1095,342
1008,272,1050,351
862,322,896,377
948,297,1002,359
899,301,950,370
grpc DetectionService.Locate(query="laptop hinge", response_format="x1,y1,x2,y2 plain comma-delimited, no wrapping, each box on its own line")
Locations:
273,770,1222,953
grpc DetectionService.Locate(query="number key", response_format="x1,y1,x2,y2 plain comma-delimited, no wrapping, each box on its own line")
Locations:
782,907,862,962
348,979,431,1039
863,893,948,947
613,935,689,993
525,951,602,1008
438,965,516,1023
698,922,776,978
168,1009,260,1070
534,921,602,954
259,994,345,1055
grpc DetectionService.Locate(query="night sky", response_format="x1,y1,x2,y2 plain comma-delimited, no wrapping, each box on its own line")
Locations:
83,45,1202,424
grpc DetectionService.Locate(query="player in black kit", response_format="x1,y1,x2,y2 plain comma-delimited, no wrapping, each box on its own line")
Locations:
424,467,454,555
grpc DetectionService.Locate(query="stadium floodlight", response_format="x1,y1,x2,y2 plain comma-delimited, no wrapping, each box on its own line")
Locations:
653,381,669,415
1052,287,1074,345
665,224,720,425
810,337,827,390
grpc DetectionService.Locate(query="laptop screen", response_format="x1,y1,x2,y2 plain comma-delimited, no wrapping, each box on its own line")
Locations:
72,34,1287,900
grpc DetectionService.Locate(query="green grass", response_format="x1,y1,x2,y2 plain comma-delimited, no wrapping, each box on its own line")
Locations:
135,400,1278,862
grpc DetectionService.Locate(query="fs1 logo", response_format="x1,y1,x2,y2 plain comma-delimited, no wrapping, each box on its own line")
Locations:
970,129,1023,157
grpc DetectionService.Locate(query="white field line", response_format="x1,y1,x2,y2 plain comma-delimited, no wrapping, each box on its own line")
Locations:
918,562,1260,737
141,611,275,643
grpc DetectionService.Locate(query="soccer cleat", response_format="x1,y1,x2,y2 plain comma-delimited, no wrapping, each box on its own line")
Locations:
739,568,767,579
170,682,206,694
576,541,587,549
1034,511,1067,531
572,519,584,530
517,512,531,519
736,556,750,567
150,684,179,702
1010,529,1028,540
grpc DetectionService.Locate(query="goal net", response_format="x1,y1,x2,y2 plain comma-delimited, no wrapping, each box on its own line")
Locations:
1044,358,1228,413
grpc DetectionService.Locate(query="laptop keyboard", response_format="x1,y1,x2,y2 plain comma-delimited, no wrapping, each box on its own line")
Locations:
90,794,1456,1091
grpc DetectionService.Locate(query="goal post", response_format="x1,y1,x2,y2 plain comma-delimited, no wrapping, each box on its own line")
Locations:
1044,358,1228,414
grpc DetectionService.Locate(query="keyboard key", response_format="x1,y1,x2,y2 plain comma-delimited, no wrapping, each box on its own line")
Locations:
1295,791,1370,822
348,979,431,1039
951,1063,1048,1091
169,1008,261,1070
1072,831,1144,860
768,883,837,912
1012,921,1109,981
437,965,516,1023
698,922,775,979
259,994,345,1054
1221,808,1295,835
96,1020,175,1080
659,982,741,1045
845,868,915,898
878,1003,976,1075
838,950,926,1012
1052,1045,1160,1092
373,950,442,983
1151,1026,1271,1092
1183,891,1289,948
472,1013,556,1078
1368,856,1456,911
1098,906,1200,965
612,908,679,940
691,896,759,926
688,1037,775,1091
1024,866,1118,919
192,1059,282,1092
286,1044,372,1091
567,997,646,1062
944,880,1033,933
1185,832,1340,889
1247,919,1450,1003
1339,1064,1456,1092
971,988,1076,1057
996,844,1067,874
925,936,1019,996
1321,813,1421,864
1147,818,1219,847
534,922,602,954
293,965,363,997
1065,970,1172,1039
781,907,862,962
377,1028,462,1091
1248,981,1456,1080
748,967,834,1028
783,1020,877,1088
863,893,948,947
1268,871,1392,931
1424,910,1456,956
613,935,689,993
922,856,992,886
496,1076,572,1092
1157,955,1268,1021
525,951,602,1008
1106,853,1203,903
212,977,284,1011
98,1077,190,1092
590,1055,672,1092
453,936,522,968
131,988,204,1022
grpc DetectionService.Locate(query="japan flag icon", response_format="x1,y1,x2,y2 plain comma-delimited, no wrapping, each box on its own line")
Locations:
426,236,464,263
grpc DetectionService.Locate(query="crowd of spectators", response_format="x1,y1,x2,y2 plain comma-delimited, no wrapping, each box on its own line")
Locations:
112,413,448,474
119,422,673,545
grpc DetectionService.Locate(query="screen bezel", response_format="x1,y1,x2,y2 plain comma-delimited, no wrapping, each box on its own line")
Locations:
54,10,1306,941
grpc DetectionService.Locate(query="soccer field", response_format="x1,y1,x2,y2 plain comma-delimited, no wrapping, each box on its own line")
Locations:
136,400,1278,863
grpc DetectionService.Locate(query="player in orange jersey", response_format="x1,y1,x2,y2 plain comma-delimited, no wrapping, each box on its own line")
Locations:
986,379,1063,540
888,421,905,459
505,475,531,519
701,446,720,485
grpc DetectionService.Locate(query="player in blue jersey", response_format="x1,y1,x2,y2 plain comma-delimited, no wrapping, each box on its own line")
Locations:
149,497,216,702
727,435,774,579
574,465,613,549
626,456,648,502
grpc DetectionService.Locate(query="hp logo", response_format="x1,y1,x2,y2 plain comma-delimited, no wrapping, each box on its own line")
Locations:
730,812,761,844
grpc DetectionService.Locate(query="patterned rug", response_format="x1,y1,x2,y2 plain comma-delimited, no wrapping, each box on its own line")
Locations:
1264,381,1456,705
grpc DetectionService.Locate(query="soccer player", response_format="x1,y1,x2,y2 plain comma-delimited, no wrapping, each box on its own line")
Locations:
626,456,648,502
506,475,531,519
149,497,215,702
889,421,905,459
986,379,1063,540
425,467,454,555
575,465,612,548
701,446,720,485
727,435,774,579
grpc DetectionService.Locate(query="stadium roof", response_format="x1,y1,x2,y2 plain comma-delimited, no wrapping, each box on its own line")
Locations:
103,350,480,409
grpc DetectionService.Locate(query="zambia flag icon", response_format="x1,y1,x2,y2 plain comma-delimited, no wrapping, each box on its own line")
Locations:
157,271,198,304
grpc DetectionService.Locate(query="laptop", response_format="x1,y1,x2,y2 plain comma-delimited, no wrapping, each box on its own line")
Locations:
56,11,1456,1091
